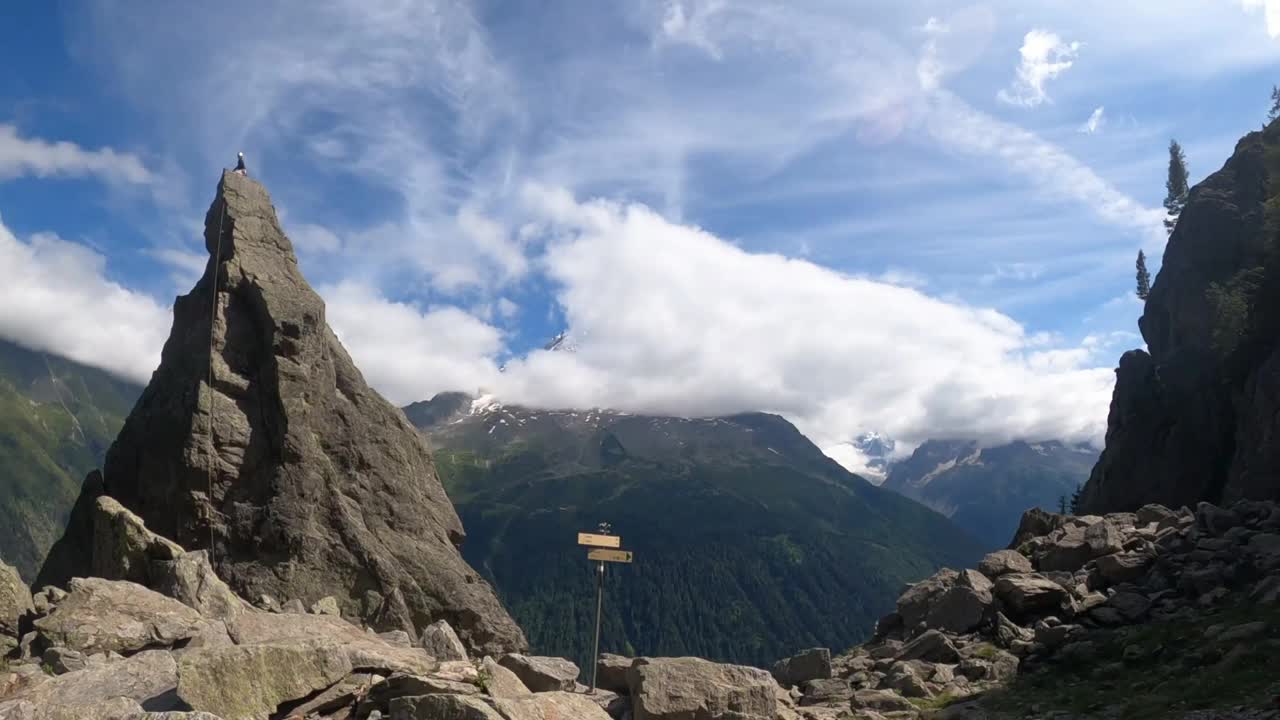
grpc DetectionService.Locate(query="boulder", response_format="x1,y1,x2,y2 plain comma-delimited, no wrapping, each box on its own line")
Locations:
596,653,634,693
1037,528,1094,572
771,648,832,687
628,657,776,720
896,630,958,663
1008,508,1067,549
993,574,1069,616
310,596,340,616
1106,592,1151,623
1136,504,1178,527
1084,521,1124,557
497,654,580,692
0,561,32,638
226,611,437,676
176,643,352,720
926,580,993,634
798,678,851,707
492,691,614,720
480,655,531,698
0,650,178,714
0,696,144,720
1247,533,1280,569
978,550,1032,578
1196,502,1242,536
992,612,1033,649
896,568,958,629
1093,551,1153,585
420,619,468,662
89,496,185,586
35,170,527,656
148,550,251,621
389,693,505,720
850,689,917,713
33,578,203,655
356,671,481,716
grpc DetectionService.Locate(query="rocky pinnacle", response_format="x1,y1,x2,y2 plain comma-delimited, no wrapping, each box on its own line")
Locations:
39,170,527,655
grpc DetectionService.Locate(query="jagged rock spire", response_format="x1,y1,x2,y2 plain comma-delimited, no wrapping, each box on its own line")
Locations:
39,170,527,655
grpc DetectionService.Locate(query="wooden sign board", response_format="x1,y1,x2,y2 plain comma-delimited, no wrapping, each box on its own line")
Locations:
588,548,633,563
578,532,621,548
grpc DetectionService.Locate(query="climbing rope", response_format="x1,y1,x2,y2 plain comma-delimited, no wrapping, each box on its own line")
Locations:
205,194,227,565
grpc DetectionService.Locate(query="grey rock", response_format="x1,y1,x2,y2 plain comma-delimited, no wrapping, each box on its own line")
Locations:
226,611,437,676
389,693,504,720
1196,502,1242,536
309,596,340,617
36,170,527,656
798,678,851,707
1217,621,1268,643
993,573,1069,616
420,619,468,662
357,671,482,716
1250,574,1280,603
492,691,614,720
992,611,1033,649
850,689,917,713
896,630,958,663
1084,521,1124,556
977,550,1032,578
895,568,958,629
29,587,66,617
281,599,305,615
33,578,203,655
480,655,531,698
596,653,634,694
89,496,185,588
1247,533,1280,569
926,584,992,634
0,650,177,714
39,646,87,675
1135,504,1178,527
1093,551,1153,585
378,630,414,648
1106,591,1151,622
497,654,580,692
0,561,32,638
0,696,144,720
1037,527,1094,572
148,550,250,622
1008,508,1067,550
176,642,352,720
628,657,776,720
772,647,832,687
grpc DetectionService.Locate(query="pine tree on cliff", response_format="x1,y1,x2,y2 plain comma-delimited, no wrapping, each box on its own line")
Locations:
1136,250,1151,300
1270,85,1280,122
1163,140,1189,235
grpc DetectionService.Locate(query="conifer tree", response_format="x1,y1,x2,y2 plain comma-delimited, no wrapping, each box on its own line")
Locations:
1069,483,1083,515
1136,250,1151,301
1270,85,1280,122
1163,140,1189,235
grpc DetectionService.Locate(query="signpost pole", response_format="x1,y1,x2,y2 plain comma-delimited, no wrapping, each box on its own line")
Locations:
590,559,604,694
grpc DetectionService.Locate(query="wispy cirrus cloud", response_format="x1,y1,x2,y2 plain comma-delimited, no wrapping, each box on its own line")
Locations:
1080,106,1106,134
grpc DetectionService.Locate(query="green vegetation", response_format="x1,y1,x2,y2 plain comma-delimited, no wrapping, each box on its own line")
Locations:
1135,250,1151,300
910,691,961,711
982,599,1280,719
0,339,140,579
426,410,982,671
1164,139,1189,234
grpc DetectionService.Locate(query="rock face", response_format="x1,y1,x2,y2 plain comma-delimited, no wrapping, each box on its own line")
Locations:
1082,121,1280,512
36,170,525,656
0,561,31,641
33,578,204,655
628,657,777,720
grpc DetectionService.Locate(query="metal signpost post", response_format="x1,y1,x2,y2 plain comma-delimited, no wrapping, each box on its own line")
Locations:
578,522,634,694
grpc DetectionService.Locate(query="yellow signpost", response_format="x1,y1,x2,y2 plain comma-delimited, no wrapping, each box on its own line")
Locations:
577,532,621,548
581,522,634,694
587,548,633,563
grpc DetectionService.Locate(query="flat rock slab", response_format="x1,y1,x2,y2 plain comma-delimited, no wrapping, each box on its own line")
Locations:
497,654,580,692
978,550,1032,578
34,578,203,655
390,693,504,720
481,656,532,699
628,657,777,720
226,610,437,676
0,650,178,715
993,574,1068,616
176,642,352,720
493,691,614,720
421,619,469,662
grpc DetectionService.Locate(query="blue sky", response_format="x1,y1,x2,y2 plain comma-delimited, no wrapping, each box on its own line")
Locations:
2,1,1278,474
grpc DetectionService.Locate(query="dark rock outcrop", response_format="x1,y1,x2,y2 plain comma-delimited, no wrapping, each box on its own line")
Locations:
1082,122,1280,512
37,170,525,656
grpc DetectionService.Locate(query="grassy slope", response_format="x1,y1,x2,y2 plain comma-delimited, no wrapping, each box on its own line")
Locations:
0,339,140,580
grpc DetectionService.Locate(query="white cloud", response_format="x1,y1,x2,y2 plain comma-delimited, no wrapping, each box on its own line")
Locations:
0,125,152,185
0,216,169,383
1080,106,1106,134
321,281,504,405
1241,0,1280,38
997,30,1081,107
486,185,1114,453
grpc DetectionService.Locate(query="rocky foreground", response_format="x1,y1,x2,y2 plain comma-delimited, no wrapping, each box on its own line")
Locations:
3,496,1280,719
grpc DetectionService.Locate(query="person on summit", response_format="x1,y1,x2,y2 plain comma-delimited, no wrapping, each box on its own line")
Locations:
233,152,247,175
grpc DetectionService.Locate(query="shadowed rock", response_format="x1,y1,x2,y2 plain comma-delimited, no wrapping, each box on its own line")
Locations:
37,170,525,656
